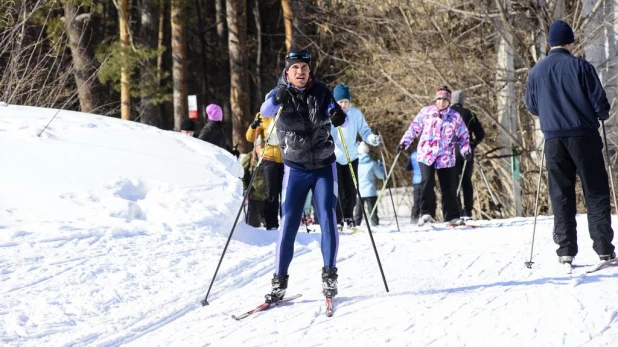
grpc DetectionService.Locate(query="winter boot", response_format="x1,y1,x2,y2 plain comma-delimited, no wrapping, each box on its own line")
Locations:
599,252,616,261
558,256,574,264
417,214,434,227
321,267,338,298
344,218,356,228
265,274,289,303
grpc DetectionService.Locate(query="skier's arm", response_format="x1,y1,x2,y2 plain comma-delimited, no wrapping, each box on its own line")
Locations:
260,88,280,117
470,111,485,148
399,112,424,148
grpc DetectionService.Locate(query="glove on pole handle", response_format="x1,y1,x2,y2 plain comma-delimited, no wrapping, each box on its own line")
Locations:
601,120,618,222
377,130,400,232
337,127,389,292
525,141,545,269
201,106,283,306
370,151,403,220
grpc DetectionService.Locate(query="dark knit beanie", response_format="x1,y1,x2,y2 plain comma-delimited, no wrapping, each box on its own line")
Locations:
180,119,195,131
548,20,575,47
284,49,312,71
333,84,351,101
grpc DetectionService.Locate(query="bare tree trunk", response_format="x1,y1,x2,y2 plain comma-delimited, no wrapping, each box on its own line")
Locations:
157,0,166,85
291,0,307,48
171,0,188,130
63,1,98,113
495,0,520,216
138,0,161,127
117,0,131,120
281,0,292,51
216,0,232,144
226,0,250,152
253,0,263,106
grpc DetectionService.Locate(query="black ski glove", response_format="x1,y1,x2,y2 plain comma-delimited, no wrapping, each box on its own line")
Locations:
330,108,346,127
463,150,473,161
396,143,405,154
274,85,291,106
251,114,262,129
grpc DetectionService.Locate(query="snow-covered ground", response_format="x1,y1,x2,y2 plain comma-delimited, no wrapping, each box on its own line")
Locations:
1,104,617,347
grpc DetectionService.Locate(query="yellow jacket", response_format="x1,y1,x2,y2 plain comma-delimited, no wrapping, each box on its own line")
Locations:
245,113,284,163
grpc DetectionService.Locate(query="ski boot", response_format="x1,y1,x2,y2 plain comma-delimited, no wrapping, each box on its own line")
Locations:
446,218,465,227
265,274,289,303
417,214,434,227
599,252,616,261
322,267,338,298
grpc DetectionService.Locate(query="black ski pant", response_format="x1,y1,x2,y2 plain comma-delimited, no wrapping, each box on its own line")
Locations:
456,155,475,217
245,199,265,228
354,196,378,226
411,184,421,220
545,136,615,257
261,160,284,230
419,162,459,222
336,159,359,224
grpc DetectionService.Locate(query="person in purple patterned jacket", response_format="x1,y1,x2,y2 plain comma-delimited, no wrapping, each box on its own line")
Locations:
397,86,472,226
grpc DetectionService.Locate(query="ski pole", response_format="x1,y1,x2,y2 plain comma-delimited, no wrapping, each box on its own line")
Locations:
201,106,283,306
525,141,545,269
337,127,389,293
377,131,400,232
601,120,618,221
456,159,468,197
476,161,505,218
369,151,403,220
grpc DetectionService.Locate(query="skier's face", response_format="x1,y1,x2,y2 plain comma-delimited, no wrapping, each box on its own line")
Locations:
337,99,350,111
287,62,310,88
435,97,450,110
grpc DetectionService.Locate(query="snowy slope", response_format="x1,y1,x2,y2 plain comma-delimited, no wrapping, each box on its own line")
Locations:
1,104,617,347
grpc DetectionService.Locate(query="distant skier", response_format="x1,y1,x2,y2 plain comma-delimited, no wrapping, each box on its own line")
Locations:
397,86,471,227
353,142,384,226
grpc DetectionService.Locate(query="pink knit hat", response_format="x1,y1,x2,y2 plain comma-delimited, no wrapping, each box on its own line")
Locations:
205,104,223,121
435,88,451,101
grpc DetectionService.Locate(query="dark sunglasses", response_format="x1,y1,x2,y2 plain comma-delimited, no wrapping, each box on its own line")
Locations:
435,97,449,101
286,51,311,60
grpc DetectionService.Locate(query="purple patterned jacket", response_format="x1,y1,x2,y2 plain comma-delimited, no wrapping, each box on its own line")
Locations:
399,104,471,169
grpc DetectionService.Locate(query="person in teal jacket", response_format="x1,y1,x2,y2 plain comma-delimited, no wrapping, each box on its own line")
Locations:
331,84,380,229
353,142,385,226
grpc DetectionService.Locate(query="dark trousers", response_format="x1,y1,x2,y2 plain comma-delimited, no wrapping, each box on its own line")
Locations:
336,159,359,224
545,136,615,257
411,183,421,220
354,196,378,226
261,160,284,229
419,163,459,222
245,199,265,228
456,155,475,217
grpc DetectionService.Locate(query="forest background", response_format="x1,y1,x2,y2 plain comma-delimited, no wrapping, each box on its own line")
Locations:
1,0,617,220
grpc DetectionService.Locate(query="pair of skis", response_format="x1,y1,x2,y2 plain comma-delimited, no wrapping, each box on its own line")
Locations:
231,294,334,320
563,258,618,274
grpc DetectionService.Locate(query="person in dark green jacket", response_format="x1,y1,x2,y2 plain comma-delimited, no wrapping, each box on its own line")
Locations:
241,141,266,228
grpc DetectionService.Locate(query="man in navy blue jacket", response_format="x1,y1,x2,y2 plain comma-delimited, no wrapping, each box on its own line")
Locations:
525,20,615,265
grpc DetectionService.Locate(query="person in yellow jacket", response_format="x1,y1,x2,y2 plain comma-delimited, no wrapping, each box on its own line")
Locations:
246,112,284,230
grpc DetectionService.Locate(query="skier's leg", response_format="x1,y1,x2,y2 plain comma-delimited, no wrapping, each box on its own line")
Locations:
569,136,615,256
545,138,579,257
436,166,459,222
275,165,312,275
419,163,436,217
314,162,339,269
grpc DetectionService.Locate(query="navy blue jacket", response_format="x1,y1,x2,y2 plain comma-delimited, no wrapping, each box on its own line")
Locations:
525,48,610,139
